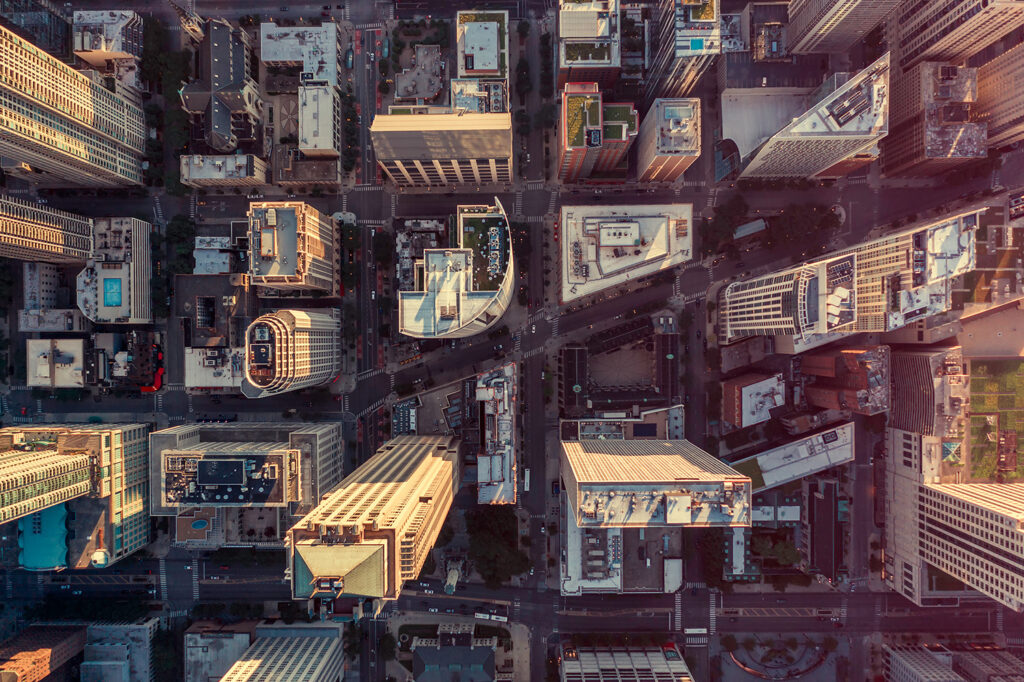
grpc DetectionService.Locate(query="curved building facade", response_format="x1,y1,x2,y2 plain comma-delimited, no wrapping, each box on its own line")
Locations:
241,309,341,399
398,198,515,339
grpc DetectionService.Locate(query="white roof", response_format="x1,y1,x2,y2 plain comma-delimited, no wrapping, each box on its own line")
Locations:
184,347,244,389
733,422,855,491
260,23,339,86
26,339,85,388
299,85,338,153
738,373,785,427
477,363,517,505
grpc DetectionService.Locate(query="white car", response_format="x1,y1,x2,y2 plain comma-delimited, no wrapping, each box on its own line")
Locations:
428,607,438,613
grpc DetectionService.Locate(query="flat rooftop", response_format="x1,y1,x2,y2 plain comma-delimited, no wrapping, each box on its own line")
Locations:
248,204,299,279
562,84,603,150
73,10,141,58
26,339,85,388
786,53,890,139
161,448,293,507
558,0,621,68
670,0,721,57
180,154,262,181
395,45,445,103
77,217,150,324
649,98,700,156
731,422,855,492
456,11,508,78
733,373,785,428
299,85,337,153
184,347,244,390
476,363,517,505
260,22,339,85
923,64,986,161
563,405,686,442
451,78,507,113
561,203,693,302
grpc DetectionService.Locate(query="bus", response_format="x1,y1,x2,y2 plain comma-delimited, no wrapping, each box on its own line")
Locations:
524,469,530,492
684,628,708,636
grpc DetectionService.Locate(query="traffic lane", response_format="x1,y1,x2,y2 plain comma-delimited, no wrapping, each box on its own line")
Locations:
199,580,291,602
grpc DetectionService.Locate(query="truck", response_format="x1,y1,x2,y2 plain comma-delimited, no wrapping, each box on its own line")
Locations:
524,468,530,492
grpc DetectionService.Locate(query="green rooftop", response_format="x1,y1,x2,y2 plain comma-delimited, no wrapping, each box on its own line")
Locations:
565,93,602,148
684,0,716,22
460,212,509,292
602,103,637,132
732,458,766,490
564,41,612,63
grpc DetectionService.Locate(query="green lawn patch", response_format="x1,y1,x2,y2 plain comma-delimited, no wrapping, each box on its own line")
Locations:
733,458,766,490
461,215,509,291
968,359,1024,479
564,41,611,63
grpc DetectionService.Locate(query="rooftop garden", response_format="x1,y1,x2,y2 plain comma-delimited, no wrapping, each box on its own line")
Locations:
685,0,716,22
565,94,601,147
564,41,612,63
732,458,766,490
968,359,1024,481
603,104,637,132
458,11,507,38
461,213,509,292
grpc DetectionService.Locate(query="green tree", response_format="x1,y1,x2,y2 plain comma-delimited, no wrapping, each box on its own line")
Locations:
721,635,738,652
823,636,838,652
465,506,530,589
379,632,397,661
515,58,533,98
517,20,530,39
343,623,362,661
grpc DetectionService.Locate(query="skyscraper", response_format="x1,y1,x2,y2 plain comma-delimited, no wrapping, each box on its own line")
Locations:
557,83,637,181
636,98,701,183
645,0,721,105
0,194,93,263
977,41,1024,149
787,0,901,55
248,202,338,294
0,626,87,682
560,641,695,681
219,624,346,682
241,310,341,399
75,217,152,325
895,0,1024,72
0,23,144,186
288,435,460,608
557,0,622,87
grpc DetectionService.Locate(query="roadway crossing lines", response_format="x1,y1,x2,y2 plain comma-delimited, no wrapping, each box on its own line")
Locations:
546,191,558,214
685,581,706,589
708,592,717,634
390,192,397,217
35,399,42,414
359,218,387,226
839,597,848,622
189,194,197,220
513,598,521,620
154,394,164,412
159,560,168,601
356,22,382,30
873,598,883,619
525,181,544,190
341,193,348,213
522,346,545,359
514,189,523,215
672,273,682,297
343,395,350,412
187,394,194,414
191,559,200,599
358,368,385,380
6,385,26,391
357,397,386,418
153,196,165,225
352,184,380,192
674,592,682,631
686,635,709,647
512,332,522,353
996,608,1005,632
389,373,396,391
550,315,560,338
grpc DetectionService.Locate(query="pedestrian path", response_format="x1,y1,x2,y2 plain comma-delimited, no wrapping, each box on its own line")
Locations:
341,193,348,213
512,332,522,353
686,634,709,647
342,395,350,412
390,193,397,217
352,184,380,192
546,192,558,214
673,592,682,631
154,394,164,412
357,396,386,418
191,559,200,600
550,315,560,338
359,218,387,226
522,346,545,359
839,596,848,623
513,598,521,621
153,196,165,225
708,592,717,634
358,367,385,380
159,559,168,601
996,608,1005,632
189,194,197,221
514,189,523,215
356,22,382,30
684,581,706,589
389,373,396,391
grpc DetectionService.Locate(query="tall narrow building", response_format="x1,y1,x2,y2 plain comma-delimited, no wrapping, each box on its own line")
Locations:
645,0,721,105
787,0,901,55
248,202,338,294
636,98,701,183
977,41,1024,149
0,23,144,186
556,0,622,88
0,195,93,263
895,0,1024,72
241,310,341,399
288,435,460,612
557,83,637,181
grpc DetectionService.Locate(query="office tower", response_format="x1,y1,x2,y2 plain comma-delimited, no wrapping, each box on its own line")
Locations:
557,83,637,181
150,423,344,545
370,110,513,187
288,435,460,606
718,209,981,352
248,202,338,294
0,23,144,186
721,373,785,429
0,195,92,263
219,624,345,682
0,424,151,570
80,619,159,682
76,217,151,325
977,41,1024,148
179,154,269,188
645,0,721,105
297,84,342,157
801,346,890,414
882,63,987,177
895,0,1024,73
557,0,621,88
475,363,517,505
398,201,514,339
240,309,341,399
0,626,87,682
560,432,750,595
731,422,855,493
637,98,700,183
456,10,509,79
739,53,890,179
885,644,1024,682
260,22,341,87
180,19,262,153
0,0,72,61
72,10,142,66
787,0,901,54
559,641,694,681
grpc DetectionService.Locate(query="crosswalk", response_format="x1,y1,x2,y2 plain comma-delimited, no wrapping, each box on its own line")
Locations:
342,395,350,412
996,608,1005,631
189,194,197,220
512,332,522,353
341,193,348,213
35,399,42,414
159,559,168,601
360,218,387,226
191,559,200,599
514,189,523,215
522,346,545,359
390,193,397,217
343,3,351,20
389,373,396,391
546,191,558,214
685,581,706,589
513,598,521,620
708,591,717,633
524,181,545,190
673,592,682,631
358,367,386,380
352,184,380,192
357,396,386,418
672,273,682,297
355,22,383,30
839,597,848,623
153,196,165,225
550,315,560,338
686,635,709,647
154,393,164,412
187,394,194,414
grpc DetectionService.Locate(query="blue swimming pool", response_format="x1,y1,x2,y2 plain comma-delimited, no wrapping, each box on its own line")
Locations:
690,38,705,50
103,278,122,307
192,519,209,530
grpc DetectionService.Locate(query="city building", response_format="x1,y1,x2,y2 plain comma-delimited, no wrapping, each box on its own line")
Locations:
183,621,257,682
247,202,337,294
81,619,158,682
719,209,981,352
181,18,262,153
259,22,341,86
0,195,93,263
219,623,345,682
395,45,445,103
895,0,1024,73
977,42,1024,149
26,338,86,388
150,422,344,546
0,22,144,186
76,217,152,324
787,0,902,54
731,422,855,493
456,10,508,79
288,435,460,613
0,424,151,570
72,10,142,66
884,644,1024,682
559,641,694,681
370,109,512,187
180,154,269,188
882,63,987,177
645,0,720,105
240,309,341,399
0,0,72,61
298,84,342,158
801,476,843,582
728,53,890,179
636,98,701,183
560,203,693,303
411,623,497,682
0,626,87,682
559,431,750,595
475,363,517,505
557,82,637,181
801,346,890,415
557,0,621,87
721,372,785,430
398,201,514,339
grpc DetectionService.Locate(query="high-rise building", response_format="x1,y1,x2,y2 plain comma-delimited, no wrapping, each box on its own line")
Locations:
557,0,621,87
557,83,637,181
240,309,341,399
787,0,901,55
738,53,890,179
977,41,1024,149
0,23,144,186
0,195,93,263
0,424,151,570
259,22,341,87
719,209,981,352
475,363,517,505
398,200,514,339
75,217,152,324
180,19,262,153
559,641,694,681
882,63,987,177
219,624,345,682
456,10,509,79
636,98,700,183
72,10,142,66
0,0,72,61
247,202,338,294
645,0,721,105
288,435,460,608
179,154,269,188
801,346,890,415
885,644,1024,682
149,422,344,546
0,626,87,682
895,0,1024,73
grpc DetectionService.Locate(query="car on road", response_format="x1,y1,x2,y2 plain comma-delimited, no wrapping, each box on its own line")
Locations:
279,6,287,11
423,588,434,594
60,584,70,590
696,329,701,338
529,567,534,576
428,607,439,613
72,590,82,595
322,3,330,8
184,565,192,571
220,565,229,570
345,48,354,69
684,394,690,404
445,608,454,613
